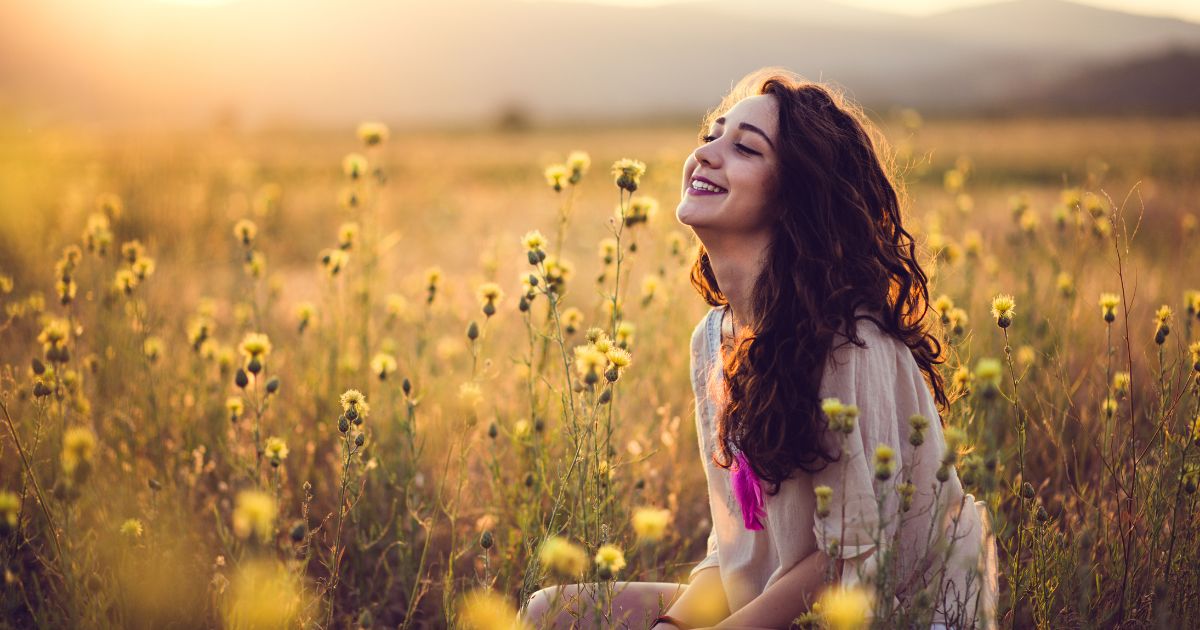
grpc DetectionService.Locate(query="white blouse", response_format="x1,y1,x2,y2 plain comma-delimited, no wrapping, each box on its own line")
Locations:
688,305,998,629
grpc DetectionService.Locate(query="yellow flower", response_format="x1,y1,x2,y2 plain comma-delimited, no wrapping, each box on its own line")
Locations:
232,490,277,541
573,345,607,384
477,282,504,307
296,302,317,331
1055,272,1075,298
343,152,368,179
641,275,660,304
0,491,20,529
223,560,303,629
264,437,288,465
561,307,584,334
521,230,547,253
120,518,144,539
1099,292,1120,322
606,347,632,369
632,506,671,542
61,426,96,477
339,389,370,419
512,418,532,440
873,444,896,481
114,268,139,294
121,239,145,264
615,321,635,347
338,222,359,250
544,164,569,192
567,150,591,182
619,197,658,226
990,294,1015,328
37,317,71,352
1102,396,1118,418
357,121,389,146
974,358,1003,393
943,168,964,193
611,158,646,192
142,336,163,362
1112,372,1131,398
952,366,971,391
962,230,982,258
458,382,483,408
458,590,531,630
947,308,969,336
539,536,588,578
932,295,954,321
233,219,257,246
814,485,833,518
1189,341,1200,372
594,544,627,575
227,396,245,421
370,352,397,380
819,585,873,630
239,332,272,360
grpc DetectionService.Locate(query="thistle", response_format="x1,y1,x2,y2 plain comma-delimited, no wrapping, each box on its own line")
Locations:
990,294,1015,329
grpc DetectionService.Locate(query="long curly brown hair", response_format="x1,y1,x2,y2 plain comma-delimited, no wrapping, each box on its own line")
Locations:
690,68,948,494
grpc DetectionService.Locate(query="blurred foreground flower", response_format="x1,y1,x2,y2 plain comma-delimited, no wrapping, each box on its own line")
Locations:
224,560,303,630
818,585,874,630
233,490,277,542
632,506,671,542
458,590,531,630
539,536,588,579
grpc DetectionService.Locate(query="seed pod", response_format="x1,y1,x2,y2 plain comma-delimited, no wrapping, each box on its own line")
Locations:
483,302,496,317
402,378,412,396
519,296,530,312
290,521,307,542
1021,482,1035,500
235,368,249,389
466,321,480,341
247,357,262,375
487,422,498,439
354,433,365,447
31,358,45,375
266,377,280,394
597,389,612,405
1036,505,1049,523
480,530,494,549
346,407,358,422
33,382,52,398
338,416,350,433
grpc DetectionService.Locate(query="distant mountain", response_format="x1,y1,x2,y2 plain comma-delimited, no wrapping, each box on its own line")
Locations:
0,0,1197,128
1006,47,1200,114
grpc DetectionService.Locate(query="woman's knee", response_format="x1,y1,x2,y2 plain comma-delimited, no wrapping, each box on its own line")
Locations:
522,585,568,625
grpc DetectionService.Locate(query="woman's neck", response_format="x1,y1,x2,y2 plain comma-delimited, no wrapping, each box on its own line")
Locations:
700,231,770,333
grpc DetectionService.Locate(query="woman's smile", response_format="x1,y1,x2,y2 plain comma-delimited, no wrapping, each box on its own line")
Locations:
688,175,728,195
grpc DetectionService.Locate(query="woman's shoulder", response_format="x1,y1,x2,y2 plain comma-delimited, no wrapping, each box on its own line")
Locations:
826,308,907,371
689,305,725,356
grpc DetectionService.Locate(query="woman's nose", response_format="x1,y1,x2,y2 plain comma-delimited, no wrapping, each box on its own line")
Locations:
694,142,719,169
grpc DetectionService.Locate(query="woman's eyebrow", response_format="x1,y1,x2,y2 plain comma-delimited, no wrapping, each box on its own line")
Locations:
713,116,774,150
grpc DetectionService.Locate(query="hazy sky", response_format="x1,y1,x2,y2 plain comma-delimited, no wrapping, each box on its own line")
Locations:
571,0,1200,22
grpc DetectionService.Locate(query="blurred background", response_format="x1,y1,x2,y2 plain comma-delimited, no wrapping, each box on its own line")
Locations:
3,0,1200,131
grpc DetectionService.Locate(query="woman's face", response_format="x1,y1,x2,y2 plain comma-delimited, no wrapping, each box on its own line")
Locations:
676,94,780,235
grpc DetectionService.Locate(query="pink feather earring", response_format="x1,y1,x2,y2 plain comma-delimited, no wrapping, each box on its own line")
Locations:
731,450,766,531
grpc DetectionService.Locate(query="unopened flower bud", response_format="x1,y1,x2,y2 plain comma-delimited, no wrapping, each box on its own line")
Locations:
467,321,480,341
354,433,365,447
1021,482,1035,500
235,368,249,389
247,357,262,375
480,530,494,549
338,416,350,433
266,377,280,394
31,358,45,375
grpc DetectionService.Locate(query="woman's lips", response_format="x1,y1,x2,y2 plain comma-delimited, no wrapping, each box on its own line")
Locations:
687,176,728,196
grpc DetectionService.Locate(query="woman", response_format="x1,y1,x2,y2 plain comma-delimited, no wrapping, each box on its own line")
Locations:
524,67,998,629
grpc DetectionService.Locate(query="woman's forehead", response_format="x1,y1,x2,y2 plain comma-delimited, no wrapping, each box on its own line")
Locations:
715,95,778,139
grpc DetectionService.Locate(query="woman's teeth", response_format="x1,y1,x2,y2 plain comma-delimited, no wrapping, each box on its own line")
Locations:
691,180,727,193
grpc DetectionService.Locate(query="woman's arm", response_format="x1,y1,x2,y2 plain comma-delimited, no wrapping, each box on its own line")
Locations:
658,565,730,628
711,549,843,629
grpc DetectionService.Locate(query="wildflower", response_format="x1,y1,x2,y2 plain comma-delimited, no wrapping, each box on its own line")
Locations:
1154,305,1172,345
932,295,954,323
1018,209,1039,234
898,481,916,512
233,219,257,247
909,414,930,447
574,345,607,385
641,275,660,305
1092,217,1112,239
239,332,271,373
232,490,277,541
513,418,532,440
223,560,302,629
37,317,71,354
370,352,397,380
974,358,1002,396
632,506,671,542
227,396,245,422
142,336,163,363
1185,290,1200,318
320,248,349,276
458,590,531,630
121,240,145,265
539,536,588,578
521,230,547,256
425,266,442,303
477,282,504,318
114,268,139,294
873,445,896,481
990,294,1015,329
620,197,658,226
1099,293,1120,323
1016,345,1036,369
1082,193,1106,219
543,256,573,293
120,518,144,539
61,426,96,480
591,544,627,579
615,321,635,348
56,278,76,305
818,585,873,630
611,158,646,192
560,307,584,335
1113,372,1131,399
544,164,569,192
598,238,618,265
1102,396,1117,419
1190,415,1200,445
1056,272,1075,298
338,222,359,250
1189,341,1200,373
814,485,833,518
564,150,591,182
296,302,316,333
339,389,370,421
947,308,969,337
242,251,265,279
357,121,389,146
343,153,368,179
264,437,288,467
0,491,19,532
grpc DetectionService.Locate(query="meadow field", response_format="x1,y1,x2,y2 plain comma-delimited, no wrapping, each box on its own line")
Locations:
1,112,1199,629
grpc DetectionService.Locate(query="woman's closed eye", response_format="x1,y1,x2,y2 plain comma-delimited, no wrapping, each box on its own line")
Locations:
701,134,761,156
